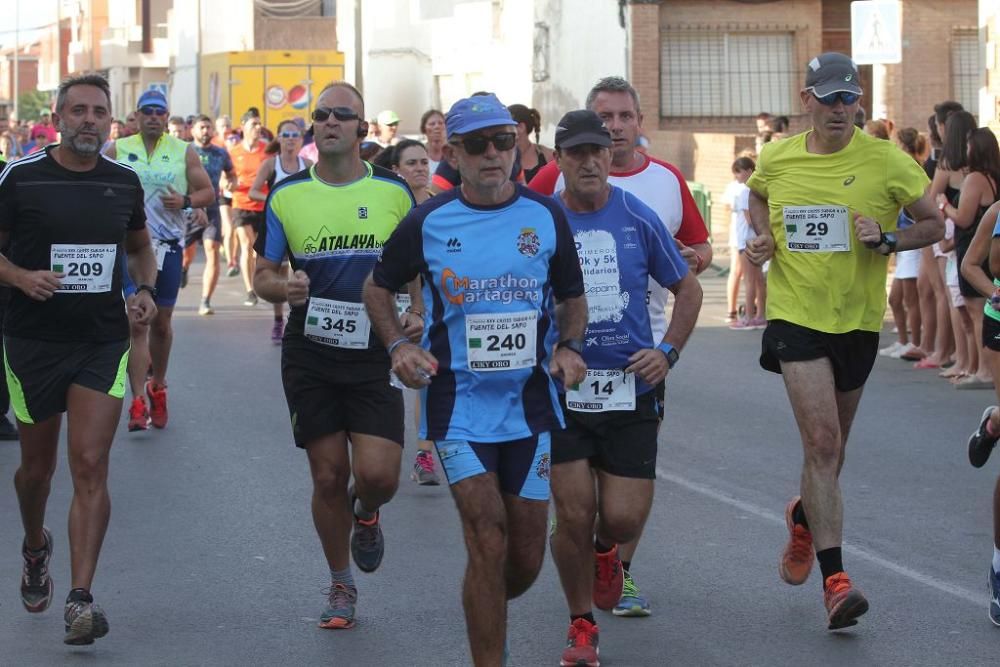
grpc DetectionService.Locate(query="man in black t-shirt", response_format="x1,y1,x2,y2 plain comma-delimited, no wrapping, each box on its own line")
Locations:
0,74,157,646
0,156,13,440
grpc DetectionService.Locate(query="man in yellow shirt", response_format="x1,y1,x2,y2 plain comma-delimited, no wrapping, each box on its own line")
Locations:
745,52,943,630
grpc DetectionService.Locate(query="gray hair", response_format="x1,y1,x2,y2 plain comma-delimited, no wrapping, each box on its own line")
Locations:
55,74,111,115
585,76,640,114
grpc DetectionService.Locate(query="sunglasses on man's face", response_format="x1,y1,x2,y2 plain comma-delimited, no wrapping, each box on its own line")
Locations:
279,131,302,138
811,90,860,107
311,106,360,123
450,132,517,156
139,107,168,117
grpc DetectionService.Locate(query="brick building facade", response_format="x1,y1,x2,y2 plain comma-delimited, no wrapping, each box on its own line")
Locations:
625,0,981,247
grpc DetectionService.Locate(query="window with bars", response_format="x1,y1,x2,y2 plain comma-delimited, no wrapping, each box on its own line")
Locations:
660,30,797,117
952,29,980,115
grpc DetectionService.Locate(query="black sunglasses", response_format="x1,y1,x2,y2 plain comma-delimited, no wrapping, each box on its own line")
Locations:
810,90,861,106
449,132,517,155
139,106,168,117
311,106,361,123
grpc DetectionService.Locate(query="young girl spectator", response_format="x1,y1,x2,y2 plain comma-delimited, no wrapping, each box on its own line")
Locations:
727,157,766,330
723,157,751,322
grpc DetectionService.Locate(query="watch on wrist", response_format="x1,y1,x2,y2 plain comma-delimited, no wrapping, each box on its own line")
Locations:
557,338,584,357
182,195,193,210
880,231,898,255
136,284,158,298
657,342,680,368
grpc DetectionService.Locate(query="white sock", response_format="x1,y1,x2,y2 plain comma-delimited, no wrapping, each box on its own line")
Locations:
993,547,1000,572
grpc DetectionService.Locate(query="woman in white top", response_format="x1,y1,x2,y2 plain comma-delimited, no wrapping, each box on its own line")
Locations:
388,140,440,485
250,120,313,345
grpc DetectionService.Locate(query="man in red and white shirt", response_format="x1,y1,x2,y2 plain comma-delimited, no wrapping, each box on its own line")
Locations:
529,75,712,618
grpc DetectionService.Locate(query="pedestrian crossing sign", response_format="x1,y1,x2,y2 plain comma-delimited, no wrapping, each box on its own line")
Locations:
851,1,902,64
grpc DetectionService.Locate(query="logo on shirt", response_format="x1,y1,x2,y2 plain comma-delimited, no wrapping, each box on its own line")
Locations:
358,206,368,219
103,187,116,197
586,336,598,347
516,228,541,257
843,176,856,186
536,452,551,481
127,153,138,162
446,238,462,253
440,268,541,306
161,154,170,162
301,226,383,257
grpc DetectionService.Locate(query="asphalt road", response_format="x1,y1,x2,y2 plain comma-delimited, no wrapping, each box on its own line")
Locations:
0,263,998,666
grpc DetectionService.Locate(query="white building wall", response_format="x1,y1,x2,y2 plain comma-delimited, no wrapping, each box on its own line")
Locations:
532,0,626,146
200,0,255,53
168,0,199,115
335,0,624,141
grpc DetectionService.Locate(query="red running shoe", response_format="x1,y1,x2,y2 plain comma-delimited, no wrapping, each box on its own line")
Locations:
560,617,599,667
824,572,869,629
779,496,814,585
127,396,150,432
145,380,168,429
592,544,624,611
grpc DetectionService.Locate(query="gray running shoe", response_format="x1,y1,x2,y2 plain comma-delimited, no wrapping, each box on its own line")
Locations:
64,597,109,645
318,583,357,629
410,450,441,486
349,486,385,573
20,527,53,613
244,291,258,307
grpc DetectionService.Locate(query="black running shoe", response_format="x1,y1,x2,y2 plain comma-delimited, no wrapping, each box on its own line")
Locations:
21,527,53,613
969,406,999,468
349,486,384,573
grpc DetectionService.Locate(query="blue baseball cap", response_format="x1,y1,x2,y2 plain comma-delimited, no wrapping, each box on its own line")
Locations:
445,93,514,138
136,89,168,110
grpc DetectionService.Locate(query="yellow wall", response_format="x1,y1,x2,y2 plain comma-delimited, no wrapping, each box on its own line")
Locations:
200,51,345,129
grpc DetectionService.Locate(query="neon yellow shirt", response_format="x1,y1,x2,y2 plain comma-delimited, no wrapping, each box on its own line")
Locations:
747,128,929,333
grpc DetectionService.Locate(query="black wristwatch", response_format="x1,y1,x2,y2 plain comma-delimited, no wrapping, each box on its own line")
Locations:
182,195,193,210
136,284,158,298
879,231,898,255
557,338,584,357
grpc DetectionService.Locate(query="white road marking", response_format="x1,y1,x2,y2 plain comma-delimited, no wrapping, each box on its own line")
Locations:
656,467,982,606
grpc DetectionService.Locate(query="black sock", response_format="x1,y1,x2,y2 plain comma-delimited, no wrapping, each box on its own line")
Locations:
816,547,844,582
571,612,595,625
792,500,809,529
594,537,613,554
621,560,632,573
67,588,93,604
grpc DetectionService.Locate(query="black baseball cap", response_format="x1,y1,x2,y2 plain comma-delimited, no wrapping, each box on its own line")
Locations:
555,110,612,149
805,52,863,96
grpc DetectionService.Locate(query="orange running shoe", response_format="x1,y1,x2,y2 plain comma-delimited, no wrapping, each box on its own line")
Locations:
779,496,814,585
560,617,599,667
823,572,869,629
127,396,150,432
145,380,168,429
592,544,624,611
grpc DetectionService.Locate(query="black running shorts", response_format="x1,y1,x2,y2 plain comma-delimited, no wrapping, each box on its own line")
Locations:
760,319,879,392
4,336,129,424
280,349,404,449
551,391,660,479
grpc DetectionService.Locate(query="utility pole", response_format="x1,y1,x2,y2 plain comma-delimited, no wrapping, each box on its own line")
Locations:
13,0,20,121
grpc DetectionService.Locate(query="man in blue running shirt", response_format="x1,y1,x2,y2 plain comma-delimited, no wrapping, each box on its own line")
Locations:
547,110,702,667
365,94,588,667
